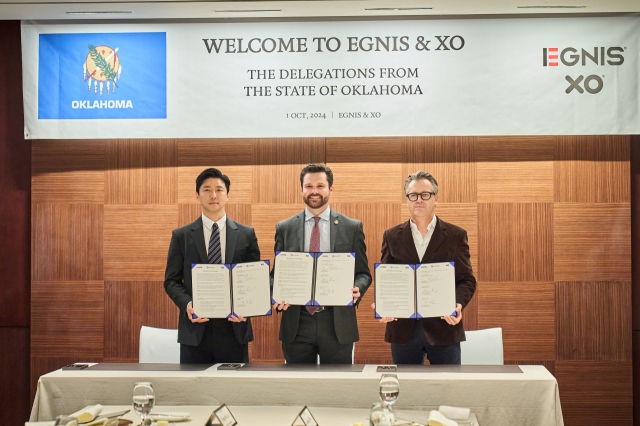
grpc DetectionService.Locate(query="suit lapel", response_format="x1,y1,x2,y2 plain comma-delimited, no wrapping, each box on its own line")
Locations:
421,217,447,262
225,217,239,264
399,221,421,264
294,212,305,252
329,210,339,252
190,218,208,263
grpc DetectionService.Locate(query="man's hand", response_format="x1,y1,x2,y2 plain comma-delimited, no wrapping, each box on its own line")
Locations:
187,302,209,323
371,303,396,323
228,314,247,323
441,303,462,325
352,287,361,304
273,301,291,312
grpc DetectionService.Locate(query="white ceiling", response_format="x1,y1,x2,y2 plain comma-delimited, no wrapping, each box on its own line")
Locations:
1,0,639,21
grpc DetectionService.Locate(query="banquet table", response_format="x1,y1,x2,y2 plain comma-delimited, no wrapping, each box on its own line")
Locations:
29,363,563,425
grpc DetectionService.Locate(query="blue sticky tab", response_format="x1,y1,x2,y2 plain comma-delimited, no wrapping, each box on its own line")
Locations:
409,264,416,270
375,312,382,318
449,261,455,267
317,252,323,258
451,310,457,317
224,264,230,270
271,298,276,305
226,313,233,319
266,309,272,316
347,300,354,306
263,259,270,267
232,263,238,269
313,300,320,306
305,300,313,306
409,313,417,319
192,313,198,319
191,264,197,269
350,252,355,257
416,313,424,319
374,263,381,269
276,251,281,256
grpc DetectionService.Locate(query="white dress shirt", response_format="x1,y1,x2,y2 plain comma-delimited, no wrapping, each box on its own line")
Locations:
202,213,227,264
410,214,437,261
304,207,331,252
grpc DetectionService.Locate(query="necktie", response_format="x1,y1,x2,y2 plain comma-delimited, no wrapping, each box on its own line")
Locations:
306,216,321,315
208,223,222,264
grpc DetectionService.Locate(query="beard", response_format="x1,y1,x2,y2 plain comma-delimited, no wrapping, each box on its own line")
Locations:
303,194,329,209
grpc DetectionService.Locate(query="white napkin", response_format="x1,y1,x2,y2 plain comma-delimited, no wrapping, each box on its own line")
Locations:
427,410,458,426
69,405,103,423
438,406,470,421
25,422,55,426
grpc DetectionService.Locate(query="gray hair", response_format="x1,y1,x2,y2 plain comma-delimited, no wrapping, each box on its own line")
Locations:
404,171,439,195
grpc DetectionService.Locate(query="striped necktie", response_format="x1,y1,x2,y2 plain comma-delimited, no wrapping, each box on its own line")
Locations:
208,222,222,264
306,216,321,315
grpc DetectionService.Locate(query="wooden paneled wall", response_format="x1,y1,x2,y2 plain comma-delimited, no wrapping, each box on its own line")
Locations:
31,136,632,425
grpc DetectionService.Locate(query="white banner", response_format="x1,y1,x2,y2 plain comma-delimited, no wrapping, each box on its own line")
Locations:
22,17,640,139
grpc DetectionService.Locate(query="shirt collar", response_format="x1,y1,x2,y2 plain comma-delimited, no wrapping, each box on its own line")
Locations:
305,207,331,222
202,213,227,231
409,215,437,233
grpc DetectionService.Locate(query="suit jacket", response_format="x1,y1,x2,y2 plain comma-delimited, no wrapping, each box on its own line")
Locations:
164,216,261,346
273,209,372,344
382,217,476,346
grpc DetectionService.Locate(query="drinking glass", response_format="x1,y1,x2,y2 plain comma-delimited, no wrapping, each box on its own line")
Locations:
132,381,155,425
378,374,400,407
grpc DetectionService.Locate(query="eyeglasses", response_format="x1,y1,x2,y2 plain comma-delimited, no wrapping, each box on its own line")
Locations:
405,192,435,202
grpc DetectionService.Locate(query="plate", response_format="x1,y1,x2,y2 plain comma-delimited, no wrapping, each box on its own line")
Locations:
147,412,191,422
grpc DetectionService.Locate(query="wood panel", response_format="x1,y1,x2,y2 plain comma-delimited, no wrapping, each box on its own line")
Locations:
478,203,553,282
103,205,178,281
477,136,554,203
177,139,254,204
401,203,478,277
402,137,476,203
251,203,303,267
32,140,105,203
555,135,630,203
251,138,325,204
250,314,284,362
31,281,104,357
554,203,631,281
32,203,103,281
104,281,179,360
106,139,177,204
556,281,632,361
555,361,633,426
478,282,555,360
0,327,30,425
326,138,403,203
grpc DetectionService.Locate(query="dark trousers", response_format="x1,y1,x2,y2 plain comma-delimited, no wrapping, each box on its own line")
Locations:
180,319,248,364
282,308,353,364
391,321,461,365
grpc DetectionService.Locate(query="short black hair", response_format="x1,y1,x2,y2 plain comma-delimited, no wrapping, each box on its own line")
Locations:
300,163,334,188
196,168,230,193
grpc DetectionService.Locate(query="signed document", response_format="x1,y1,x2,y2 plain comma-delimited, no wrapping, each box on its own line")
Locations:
272,251,356,306
192,261,272,319
272,252,315,305
374,262,456,319
314,252,356,306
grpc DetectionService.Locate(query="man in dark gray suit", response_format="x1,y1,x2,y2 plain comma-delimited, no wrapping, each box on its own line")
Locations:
273,163,371,364
165,168,260,364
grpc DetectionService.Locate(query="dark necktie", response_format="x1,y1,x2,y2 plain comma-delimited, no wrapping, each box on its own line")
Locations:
306,216,321,315
208,222,222,264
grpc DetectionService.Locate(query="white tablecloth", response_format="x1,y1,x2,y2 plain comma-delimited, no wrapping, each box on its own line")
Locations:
30,364,562,425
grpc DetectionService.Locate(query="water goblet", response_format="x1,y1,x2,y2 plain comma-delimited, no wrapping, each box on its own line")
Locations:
378,374,400,407
132,381,155,425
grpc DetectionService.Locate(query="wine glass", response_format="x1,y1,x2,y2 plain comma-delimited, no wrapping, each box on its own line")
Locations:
379,374,400,407
132,381,155,425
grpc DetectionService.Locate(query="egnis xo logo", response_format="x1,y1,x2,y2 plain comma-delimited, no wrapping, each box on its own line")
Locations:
38,32,166,119
83,44,122,96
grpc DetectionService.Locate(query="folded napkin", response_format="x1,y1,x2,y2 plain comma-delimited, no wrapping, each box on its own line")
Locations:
427,410,458,426
25,422,55,426
69,405,103,423
438,406,470,421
